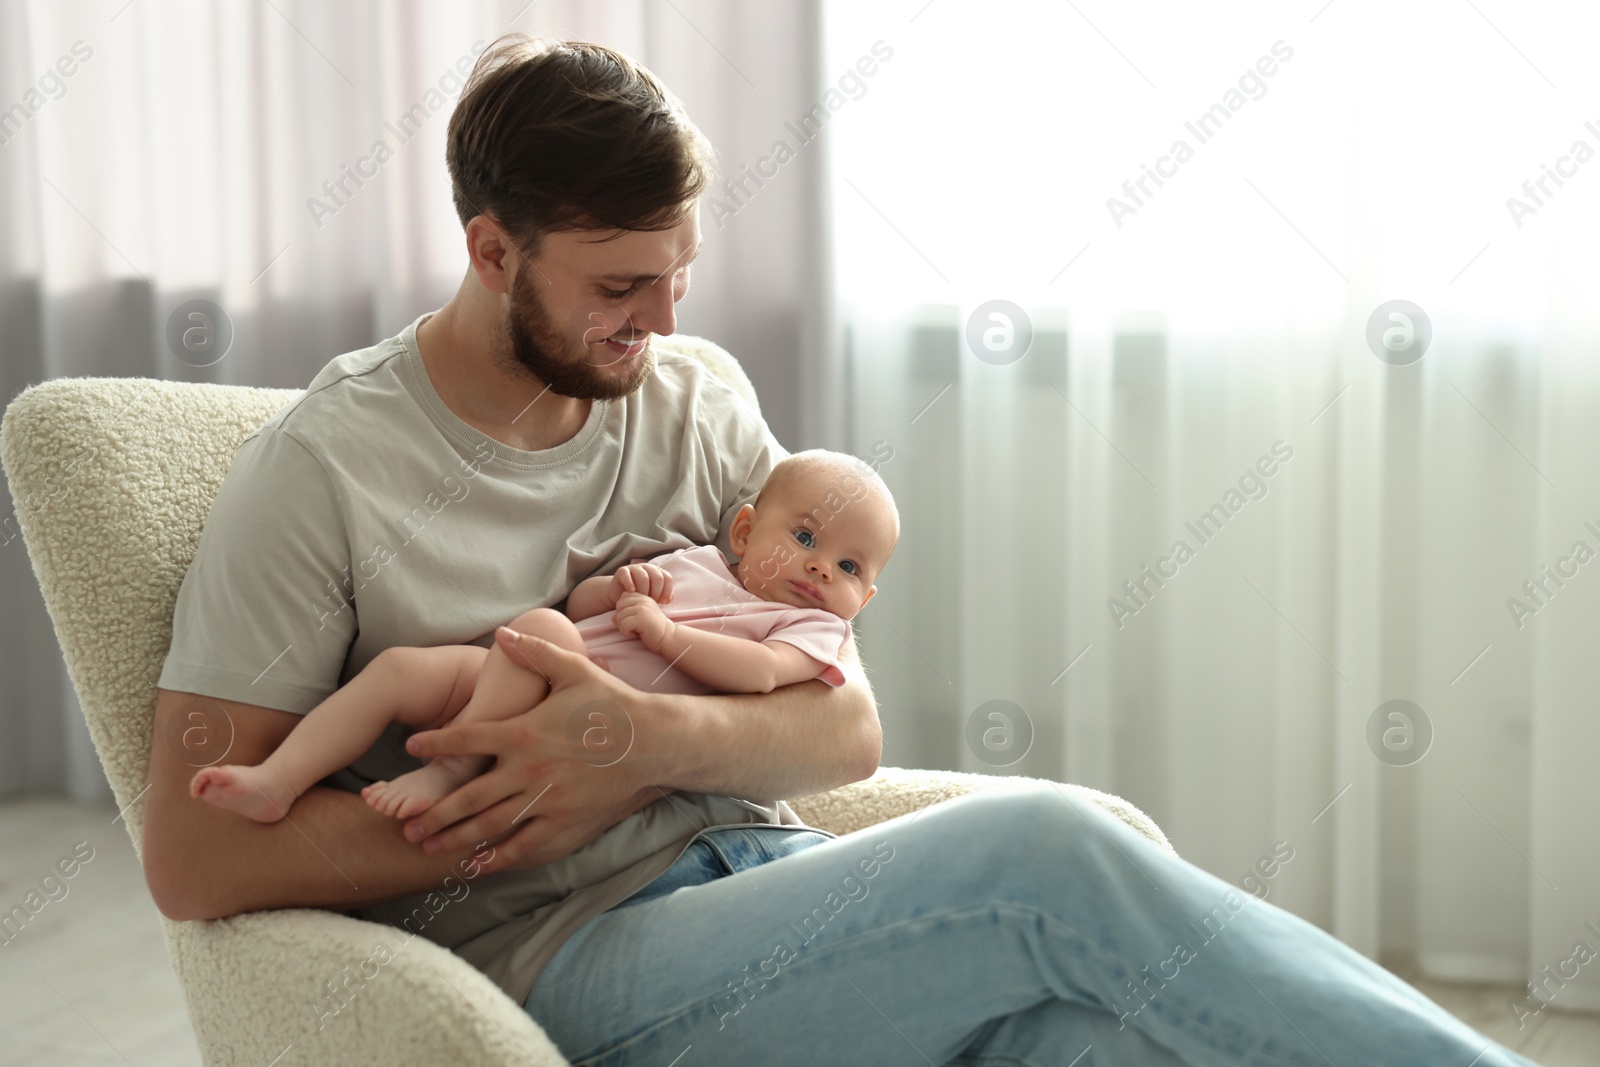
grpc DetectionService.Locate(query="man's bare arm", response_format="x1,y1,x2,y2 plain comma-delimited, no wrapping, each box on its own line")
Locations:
402,628,883,865
140,688,655,920
649,631,881,801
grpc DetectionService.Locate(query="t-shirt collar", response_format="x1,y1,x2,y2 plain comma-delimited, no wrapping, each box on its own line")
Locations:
399,311,611,472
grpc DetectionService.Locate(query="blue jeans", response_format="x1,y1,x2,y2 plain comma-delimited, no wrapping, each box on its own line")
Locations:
525,784,1539,1066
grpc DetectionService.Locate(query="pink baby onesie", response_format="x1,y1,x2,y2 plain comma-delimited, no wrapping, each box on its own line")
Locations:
572,545,852,695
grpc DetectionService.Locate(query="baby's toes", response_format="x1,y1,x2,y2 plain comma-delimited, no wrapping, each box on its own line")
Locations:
194,767,233,797
393,796,430,821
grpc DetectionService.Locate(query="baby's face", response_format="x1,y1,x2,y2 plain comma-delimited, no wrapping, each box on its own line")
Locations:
730,466,898,620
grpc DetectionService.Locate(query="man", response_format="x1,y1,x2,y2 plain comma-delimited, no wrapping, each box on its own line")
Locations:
144,34,1541,1066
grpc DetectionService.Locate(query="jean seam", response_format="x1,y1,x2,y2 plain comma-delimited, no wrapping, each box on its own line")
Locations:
558,901,1315,1067
987,902,1321,1067
949,1055,1044,1067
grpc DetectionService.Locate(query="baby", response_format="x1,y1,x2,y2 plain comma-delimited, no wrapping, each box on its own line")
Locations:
190,449,900,823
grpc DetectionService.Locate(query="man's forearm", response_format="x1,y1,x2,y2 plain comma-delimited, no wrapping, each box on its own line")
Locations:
143,691,505,922
636,636,882,802
149,776,495,920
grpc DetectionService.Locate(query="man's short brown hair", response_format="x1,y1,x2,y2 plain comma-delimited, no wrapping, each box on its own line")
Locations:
446,34,712,253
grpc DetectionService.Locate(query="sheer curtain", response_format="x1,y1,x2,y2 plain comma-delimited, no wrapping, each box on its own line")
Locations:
827,0,1600,1010
0,0,831,797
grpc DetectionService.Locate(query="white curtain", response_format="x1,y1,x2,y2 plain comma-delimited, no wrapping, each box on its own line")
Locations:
0,0,832,796
828,0,1600,1013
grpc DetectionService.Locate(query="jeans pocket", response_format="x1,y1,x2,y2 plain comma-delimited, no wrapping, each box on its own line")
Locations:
611,839,727,913
764,829,834,860
701,826,832,875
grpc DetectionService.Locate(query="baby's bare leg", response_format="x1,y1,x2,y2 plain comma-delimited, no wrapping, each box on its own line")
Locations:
459,608,592,725
190,645,488,823
364,609,591,819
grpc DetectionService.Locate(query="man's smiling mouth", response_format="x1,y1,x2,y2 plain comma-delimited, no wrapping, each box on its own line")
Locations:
602,336,647,356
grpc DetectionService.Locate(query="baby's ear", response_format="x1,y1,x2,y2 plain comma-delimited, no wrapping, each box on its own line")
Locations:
860,585,877,609
729,503,756,554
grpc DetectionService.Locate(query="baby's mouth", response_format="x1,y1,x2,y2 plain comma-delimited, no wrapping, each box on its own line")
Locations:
789,578,822,602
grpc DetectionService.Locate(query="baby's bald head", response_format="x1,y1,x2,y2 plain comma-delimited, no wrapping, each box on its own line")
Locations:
756,450,900,557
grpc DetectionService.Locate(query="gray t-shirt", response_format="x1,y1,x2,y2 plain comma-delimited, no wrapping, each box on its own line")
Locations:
158,311,831,1004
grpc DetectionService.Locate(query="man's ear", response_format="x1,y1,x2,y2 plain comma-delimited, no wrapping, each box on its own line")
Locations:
728,503,756,556
466,215,514,295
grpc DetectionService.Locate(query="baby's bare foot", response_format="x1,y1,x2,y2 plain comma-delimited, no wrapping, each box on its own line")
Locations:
190,764,297,823
362,755,491,821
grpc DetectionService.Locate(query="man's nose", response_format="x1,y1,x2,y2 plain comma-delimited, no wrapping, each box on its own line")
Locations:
631,279,677,337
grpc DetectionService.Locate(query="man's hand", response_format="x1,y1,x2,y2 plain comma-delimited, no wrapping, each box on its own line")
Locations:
401,627,672,875
610,562,673,606
614,591,675,651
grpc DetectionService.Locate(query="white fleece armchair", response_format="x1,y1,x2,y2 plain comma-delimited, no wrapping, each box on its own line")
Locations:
0,333,1175,1066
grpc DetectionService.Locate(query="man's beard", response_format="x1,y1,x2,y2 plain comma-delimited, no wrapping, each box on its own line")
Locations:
503,268,655,400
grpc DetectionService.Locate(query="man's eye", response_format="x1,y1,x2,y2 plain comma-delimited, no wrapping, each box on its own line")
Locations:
794,529,815,548
603,284,637,300
840,560,858,575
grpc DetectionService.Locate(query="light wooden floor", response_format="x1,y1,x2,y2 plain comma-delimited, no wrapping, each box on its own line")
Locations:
2,797,1598,1066
0,797,201,1066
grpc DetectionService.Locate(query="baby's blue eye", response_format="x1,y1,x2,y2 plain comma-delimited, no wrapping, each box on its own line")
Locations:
794,529,815,548
840,560,859,575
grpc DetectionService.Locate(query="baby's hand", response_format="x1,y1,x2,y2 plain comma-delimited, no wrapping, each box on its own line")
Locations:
611,563,673,606
615,591,674,651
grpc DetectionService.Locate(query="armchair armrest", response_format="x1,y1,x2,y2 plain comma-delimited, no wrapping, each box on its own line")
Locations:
166,908,570,1066
789,766,1177,855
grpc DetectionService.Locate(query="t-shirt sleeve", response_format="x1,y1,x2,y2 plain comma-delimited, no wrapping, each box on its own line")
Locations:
764,612,853,687
156,426,355,714
707,380,789,561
